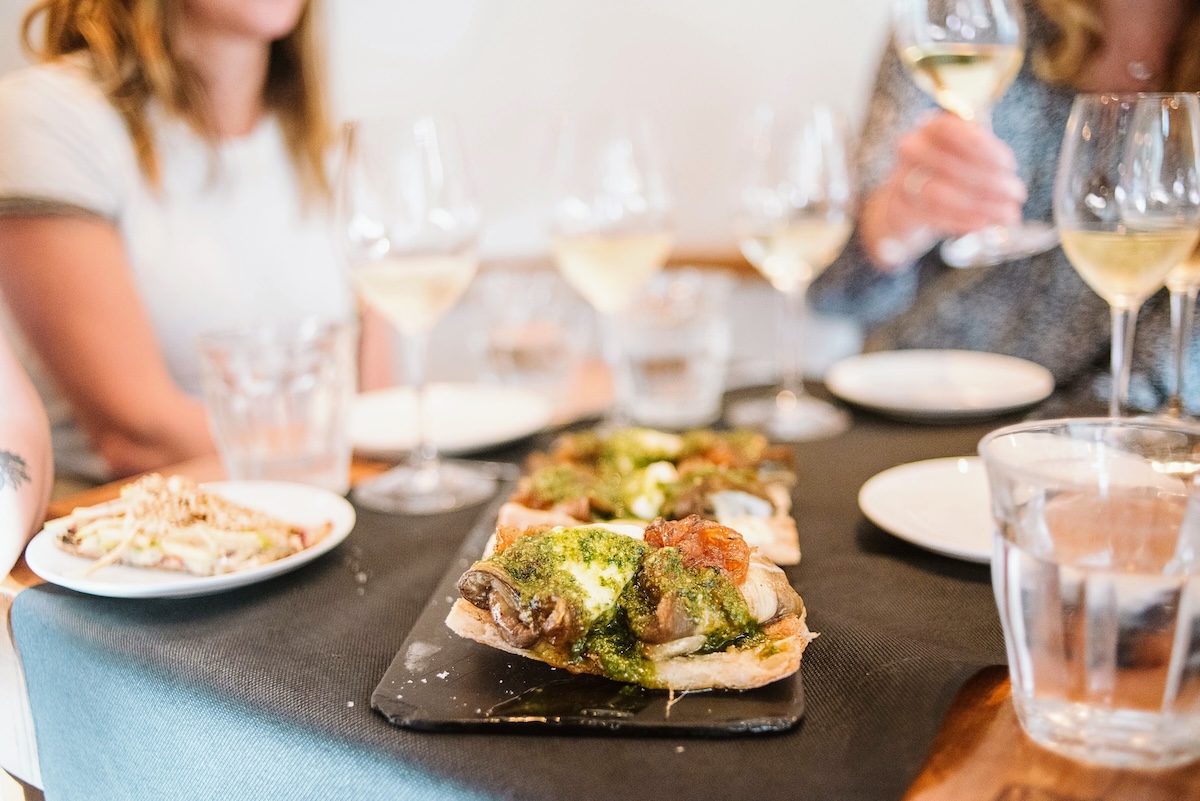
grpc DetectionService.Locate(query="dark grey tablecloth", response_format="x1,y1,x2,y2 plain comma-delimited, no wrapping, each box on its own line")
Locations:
13,407,1017,801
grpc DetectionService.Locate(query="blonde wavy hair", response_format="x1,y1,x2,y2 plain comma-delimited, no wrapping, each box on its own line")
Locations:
1034,0,1200,90
21,0,331,197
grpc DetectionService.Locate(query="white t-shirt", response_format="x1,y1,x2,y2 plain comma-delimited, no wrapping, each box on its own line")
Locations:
0,59,354,479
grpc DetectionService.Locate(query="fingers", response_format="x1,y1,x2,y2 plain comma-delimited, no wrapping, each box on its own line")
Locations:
888,112,1027,237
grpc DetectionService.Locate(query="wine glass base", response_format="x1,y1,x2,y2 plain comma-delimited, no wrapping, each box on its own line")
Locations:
726,393,850,442
940,222,1059,269
351,460,497,515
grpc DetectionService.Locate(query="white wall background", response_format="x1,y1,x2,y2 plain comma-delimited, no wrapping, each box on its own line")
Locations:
327,0,891,258
0,0,894,259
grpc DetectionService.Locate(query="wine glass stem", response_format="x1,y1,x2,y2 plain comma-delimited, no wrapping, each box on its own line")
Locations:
401,329,439,475
778,280,813,404
1109,304,1138,418
599,312,632,428
1167,286,1199,416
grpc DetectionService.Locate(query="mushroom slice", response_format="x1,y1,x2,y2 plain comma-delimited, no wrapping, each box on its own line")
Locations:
458,563,540,649
739,554,804,624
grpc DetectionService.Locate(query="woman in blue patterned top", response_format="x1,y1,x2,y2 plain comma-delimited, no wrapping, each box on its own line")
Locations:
812,0,1200,410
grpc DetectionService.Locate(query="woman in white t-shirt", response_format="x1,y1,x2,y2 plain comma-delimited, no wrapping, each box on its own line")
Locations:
0,0,354,480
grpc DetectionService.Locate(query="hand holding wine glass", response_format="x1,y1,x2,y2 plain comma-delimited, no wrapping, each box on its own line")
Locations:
892,0,1058,268
728,104,854,441
338,116,495,514
1054,93,1200,418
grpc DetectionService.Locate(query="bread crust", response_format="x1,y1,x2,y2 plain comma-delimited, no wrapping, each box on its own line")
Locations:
445,598,812,691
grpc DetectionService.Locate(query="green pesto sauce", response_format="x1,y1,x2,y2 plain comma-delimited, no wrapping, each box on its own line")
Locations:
492,527,647,629
631,547,762,654
490,526,765,684
599,429,682,472
527,464,593,506
526,464,627,519
581,612,656,684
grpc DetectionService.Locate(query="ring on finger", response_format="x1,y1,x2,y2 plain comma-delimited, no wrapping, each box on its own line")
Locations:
902,166,934,199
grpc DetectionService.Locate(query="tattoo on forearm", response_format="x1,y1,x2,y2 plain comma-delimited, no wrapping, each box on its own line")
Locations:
0,451,31,491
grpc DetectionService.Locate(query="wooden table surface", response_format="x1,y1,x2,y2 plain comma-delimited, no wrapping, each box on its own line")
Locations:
8,438,1200,799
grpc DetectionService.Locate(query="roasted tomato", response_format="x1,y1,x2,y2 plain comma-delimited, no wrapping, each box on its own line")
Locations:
644,515,750,584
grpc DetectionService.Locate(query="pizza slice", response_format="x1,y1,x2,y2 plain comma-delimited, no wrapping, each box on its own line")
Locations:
496,428,801,565
445,515,811,690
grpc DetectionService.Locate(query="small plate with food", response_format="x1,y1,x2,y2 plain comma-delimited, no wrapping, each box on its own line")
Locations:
25,474,356,598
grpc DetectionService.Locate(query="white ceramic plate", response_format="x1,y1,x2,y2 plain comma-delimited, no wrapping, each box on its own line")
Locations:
25,481,356,599
350,383,555,459
858,456,993,563
826,350,1054,422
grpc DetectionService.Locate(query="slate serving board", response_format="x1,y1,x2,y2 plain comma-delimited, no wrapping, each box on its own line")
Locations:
371,486,806,735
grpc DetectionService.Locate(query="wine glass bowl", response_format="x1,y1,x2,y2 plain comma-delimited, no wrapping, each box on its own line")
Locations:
548,114,674,423
727,104,854,441
1054,93,1200,417
893,0,1058,268
338,116,496,514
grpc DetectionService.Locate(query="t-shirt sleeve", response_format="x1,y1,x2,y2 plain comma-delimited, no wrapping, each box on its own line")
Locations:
0,63,131,220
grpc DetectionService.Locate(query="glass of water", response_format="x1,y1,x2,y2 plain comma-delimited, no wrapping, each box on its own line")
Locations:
197,317,357,494
611,267,732,430
979,417,1200,769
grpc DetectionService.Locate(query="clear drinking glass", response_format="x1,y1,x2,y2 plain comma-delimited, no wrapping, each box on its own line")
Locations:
197,318,356,494
980,417,1200,769
337,116,495,514
893,0,1059,268
727,105,853,441
548,114,673,427
1054,94,1200,417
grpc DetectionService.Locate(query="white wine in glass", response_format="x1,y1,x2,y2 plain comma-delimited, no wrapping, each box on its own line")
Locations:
1059,230,1198,309
728,105,854,442
338,116,495,514
551,230,674,315
894,0,1058,268
1054,93,1200,417
899,43,1023,122
549,115,673,423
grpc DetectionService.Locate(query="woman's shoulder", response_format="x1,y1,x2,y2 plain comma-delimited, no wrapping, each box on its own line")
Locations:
0,57,125,134
0,57,135,216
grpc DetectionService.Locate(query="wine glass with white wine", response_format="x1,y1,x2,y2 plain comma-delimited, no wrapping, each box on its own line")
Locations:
893,0,1059,268
337,116,496,514
1055,93,1200,417
727,104,854,441
549,114,673,425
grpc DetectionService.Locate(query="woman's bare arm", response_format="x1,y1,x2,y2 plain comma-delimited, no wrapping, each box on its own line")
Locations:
0,328,51,576
0,214,213,477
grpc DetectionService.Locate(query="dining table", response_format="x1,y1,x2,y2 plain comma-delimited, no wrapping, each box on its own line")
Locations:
2,382,1198,801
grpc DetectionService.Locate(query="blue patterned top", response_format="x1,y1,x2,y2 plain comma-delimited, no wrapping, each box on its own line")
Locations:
811,3,1186,411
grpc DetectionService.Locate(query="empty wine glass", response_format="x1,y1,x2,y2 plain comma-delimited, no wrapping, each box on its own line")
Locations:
337,116,495,514
548,114,673,427
1054,94,1200,417
893,0,1059,268
726,105,853,441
